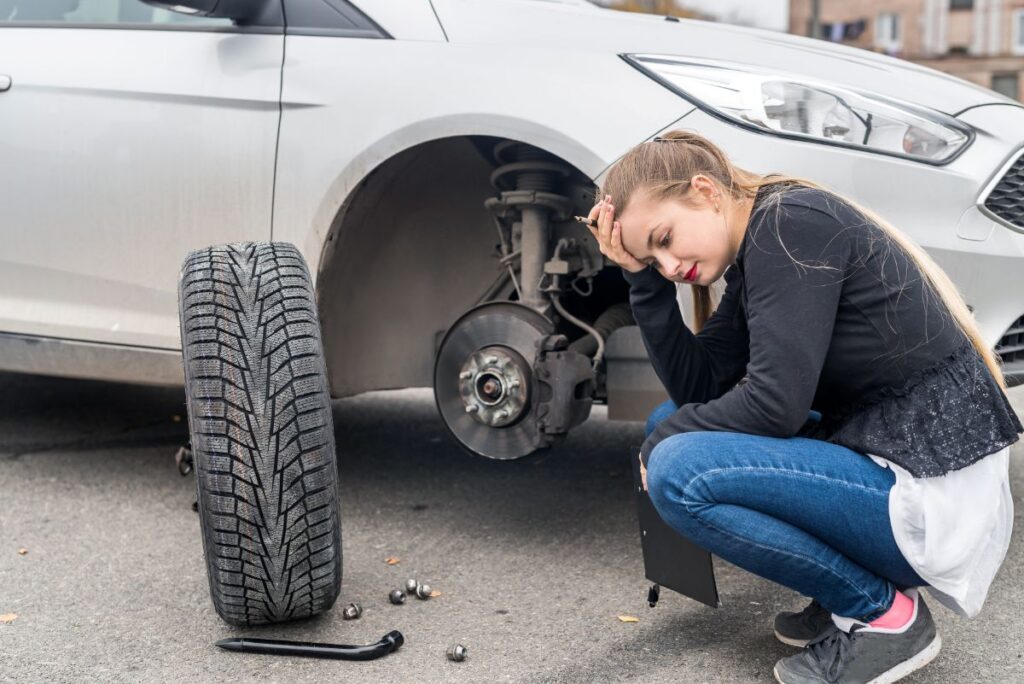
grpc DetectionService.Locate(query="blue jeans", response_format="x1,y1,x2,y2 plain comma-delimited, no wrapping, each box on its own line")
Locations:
644,400,926,621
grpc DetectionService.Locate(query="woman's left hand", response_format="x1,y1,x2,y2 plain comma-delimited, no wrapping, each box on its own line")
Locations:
587,196,647,274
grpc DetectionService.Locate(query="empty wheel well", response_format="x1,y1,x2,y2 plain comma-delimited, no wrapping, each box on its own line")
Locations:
315,135,626,399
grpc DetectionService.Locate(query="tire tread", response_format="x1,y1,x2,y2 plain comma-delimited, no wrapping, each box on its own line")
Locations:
178,242,341,626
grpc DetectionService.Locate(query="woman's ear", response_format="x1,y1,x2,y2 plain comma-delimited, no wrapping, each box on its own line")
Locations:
689,174,719,208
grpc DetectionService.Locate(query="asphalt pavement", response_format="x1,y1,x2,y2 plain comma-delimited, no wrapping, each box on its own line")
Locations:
1,371,1022,682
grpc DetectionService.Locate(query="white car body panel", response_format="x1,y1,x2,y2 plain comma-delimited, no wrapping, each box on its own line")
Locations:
0,28,281,348
273,35,692,281
937,104,1024,346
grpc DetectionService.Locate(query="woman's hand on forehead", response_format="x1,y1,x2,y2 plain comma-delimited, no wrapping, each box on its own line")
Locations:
586,195,647,274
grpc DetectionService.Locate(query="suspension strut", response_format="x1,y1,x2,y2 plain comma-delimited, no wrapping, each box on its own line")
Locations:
483,141,574,317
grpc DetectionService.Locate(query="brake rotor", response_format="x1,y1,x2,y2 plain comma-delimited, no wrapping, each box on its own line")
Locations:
433,302,554,459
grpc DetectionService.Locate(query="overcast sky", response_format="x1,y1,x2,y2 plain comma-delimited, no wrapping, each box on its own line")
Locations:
675,0,790,32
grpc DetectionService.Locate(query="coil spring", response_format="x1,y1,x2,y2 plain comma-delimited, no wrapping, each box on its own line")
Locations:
489,141,571,194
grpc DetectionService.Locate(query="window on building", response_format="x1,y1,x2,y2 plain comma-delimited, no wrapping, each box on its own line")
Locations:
950,0,974,10
992,73,1019,101
1014,10,1024,56
875,12,902,53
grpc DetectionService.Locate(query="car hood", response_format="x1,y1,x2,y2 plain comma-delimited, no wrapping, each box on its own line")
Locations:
430,0,1015,116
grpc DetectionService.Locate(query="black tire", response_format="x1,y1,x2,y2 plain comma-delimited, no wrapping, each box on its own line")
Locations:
178,242,342,626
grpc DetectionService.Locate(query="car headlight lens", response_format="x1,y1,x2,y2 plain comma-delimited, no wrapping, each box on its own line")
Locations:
625,54,972,164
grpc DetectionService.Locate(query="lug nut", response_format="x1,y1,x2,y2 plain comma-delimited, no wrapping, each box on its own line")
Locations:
446,644,468,662
342,602,362,620
405,578,419,594
389,589,406,605
415,583,432,600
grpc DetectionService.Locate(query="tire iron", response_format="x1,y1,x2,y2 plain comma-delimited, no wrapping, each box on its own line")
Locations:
215,631,404,661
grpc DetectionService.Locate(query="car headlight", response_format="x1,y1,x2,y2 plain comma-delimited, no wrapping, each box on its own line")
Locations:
624,54,973,165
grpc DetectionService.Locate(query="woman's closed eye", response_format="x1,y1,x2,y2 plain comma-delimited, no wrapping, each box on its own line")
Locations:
646,230,672,267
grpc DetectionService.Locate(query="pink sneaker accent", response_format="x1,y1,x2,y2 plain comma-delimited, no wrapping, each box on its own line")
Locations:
869,589,915,630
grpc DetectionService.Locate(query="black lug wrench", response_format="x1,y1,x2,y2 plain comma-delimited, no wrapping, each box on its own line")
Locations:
216,630,404,661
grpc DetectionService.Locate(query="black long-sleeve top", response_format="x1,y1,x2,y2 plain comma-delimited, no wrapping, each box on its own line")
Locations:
626,183,1022,476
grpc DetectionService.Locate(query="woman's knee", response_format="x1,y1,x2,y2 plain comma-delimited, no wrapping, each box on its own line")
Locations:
645,432,719,509
644,398,678,439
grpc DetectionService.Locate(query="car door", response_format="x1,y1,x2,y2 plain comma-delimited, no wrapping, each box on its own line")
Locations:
0,0,283,349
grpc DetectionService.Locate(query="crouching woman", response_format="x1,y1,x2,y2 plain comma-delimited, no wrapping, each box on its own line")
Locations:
586,130,1022,683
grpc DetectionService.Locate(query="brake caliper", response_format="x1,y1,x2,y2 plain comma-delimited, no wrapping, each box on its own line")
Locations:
532,333,595,443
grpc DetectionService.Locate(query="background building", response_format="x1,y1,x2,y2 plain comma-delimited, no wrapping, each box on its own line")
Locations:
789,0,1024,100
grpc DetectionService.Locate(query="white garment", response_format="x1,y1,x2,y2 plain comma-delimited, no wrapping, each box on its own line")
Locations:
868,447,1014,618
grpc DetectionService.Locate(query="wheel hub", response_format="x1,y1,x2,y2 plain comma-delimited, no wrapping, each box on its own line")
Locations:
458,346,529,427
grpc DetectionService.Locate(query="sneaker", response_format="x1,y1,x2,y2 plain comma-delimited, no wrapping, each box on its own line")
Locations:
773,589,941,684
774,598,834,648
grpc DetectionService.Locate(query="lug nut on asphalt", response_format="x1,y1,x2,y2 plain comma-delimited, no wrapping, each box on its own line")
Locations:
415,583,432,599
389,589,406,605
405,578,419,594
342,602,362,620
446,644,468,662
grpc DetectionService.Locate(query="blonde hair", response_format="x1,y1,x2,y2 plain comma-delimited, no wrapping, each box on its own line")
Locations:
600,129,1007,389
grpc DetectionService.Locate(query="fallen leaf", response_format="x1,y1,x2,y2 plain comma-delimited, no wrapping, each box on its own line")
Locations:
384,556,400,565
17,548,27,556
617,615,640,623
0,614,17,624
429,590,441,597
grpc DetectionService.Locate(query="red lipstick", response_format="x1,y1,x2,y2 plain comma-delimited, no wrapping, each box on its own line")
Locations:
684,264,698,282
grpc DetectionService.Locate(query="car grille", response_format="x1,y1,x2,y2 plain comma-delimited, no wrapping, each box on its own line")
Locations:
996,314,1024,366
983,150,1024,230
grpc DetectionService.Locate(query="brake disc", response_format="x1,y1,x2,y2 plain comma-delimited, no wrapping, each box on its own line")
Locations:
433,302,554,459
